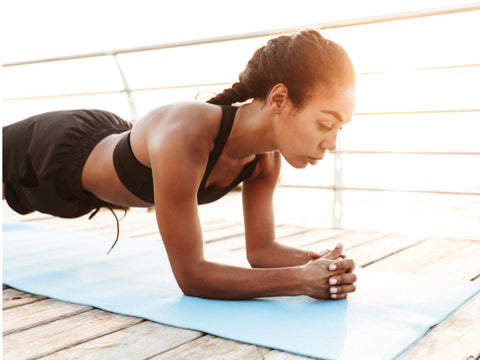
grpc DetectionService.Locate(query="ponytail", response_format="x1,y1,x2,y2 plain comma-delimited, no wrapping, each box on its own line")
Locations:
207,82,251,105
207,29,354,108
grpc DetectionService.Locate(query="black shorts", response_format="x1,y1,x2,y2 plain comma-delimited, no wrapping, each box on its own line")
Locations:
3,109,132,218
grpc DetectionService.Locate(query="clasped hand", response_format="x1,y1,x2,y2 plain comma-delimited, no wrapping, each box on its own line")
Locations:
304,243,357,300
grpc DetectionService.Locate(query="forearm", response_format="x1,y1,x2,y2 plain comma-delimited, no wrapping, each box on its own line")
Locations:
247,241,311,268
179,260,306,300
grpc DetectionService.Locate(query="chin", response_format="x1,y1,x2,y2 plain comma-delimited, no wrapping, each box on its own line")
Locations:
287,159,309,169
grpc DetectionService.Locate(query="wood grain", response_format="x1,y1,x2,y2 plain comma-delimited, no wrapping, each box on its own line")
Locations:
3,298,91,336
40,321,202,360
3,288,46,310
149,334,271,360
3,309,142,360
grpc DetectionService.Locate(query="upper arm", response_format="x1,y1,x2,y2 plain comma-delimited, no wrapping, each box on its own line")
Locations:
148,126,208,290
242,151,281,255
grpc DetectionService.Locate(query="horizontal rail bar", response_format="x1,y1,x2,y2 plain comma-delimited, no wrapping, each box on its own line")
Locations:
4,92,480,118
4,61,479,102
2,90,128,101
335,151,480,156
357,63,480,76
278,184,480,197
3,3,479,67
4,93,480,117
355,109,480,116
1,82,231,101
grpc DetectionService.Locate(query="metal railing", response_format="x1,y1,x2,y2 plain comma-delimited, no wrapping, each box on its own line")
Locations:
3,2,480,229
4,3,479,67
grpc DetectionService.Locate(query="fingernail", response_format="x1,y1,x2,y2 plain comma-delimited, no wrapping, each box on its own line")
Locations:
330,287,338,293
329,264,337,271
335,243,342,249
331,294,337,299
329,278,337,285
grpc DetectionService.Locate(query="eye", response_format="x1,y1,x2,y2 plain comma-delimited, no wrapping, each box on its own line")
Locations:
318,121,334,130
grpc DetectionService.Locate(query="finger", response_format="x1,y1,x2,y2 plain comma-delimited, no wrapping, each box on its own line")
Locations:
326,254,346,260
328,258,355,272
330,293,347,300
330,284,356,295
329,273,357,286
308,249,328,259
323,243,343,260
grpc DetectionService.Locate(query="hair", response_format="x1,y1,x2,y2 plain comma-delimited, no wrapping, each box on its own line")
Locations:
207,29,355,108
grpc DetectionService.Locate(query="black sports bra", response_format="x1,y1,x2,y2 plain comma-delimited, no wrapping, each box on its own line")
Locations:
113,105,260,205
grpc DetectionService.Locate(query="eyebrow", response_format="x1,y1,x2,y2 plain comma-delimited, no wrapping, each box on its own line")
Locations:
321,110,345,124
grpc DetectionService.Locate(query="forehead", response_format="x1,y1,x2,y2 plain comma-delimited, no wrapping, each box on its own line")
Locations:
308,85,356,123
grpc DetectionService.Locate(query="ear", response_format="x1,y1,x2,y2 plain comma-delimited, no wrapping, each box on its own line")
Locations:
267,84,289,113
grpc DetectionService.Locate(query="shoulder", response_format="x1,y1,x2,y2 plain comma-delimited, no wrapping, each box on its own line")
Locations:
144,101,222,140
132,102,223,167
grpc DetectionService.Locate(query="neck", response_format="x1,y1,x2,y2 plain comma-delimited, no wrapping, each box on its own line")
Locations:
225,100,277,159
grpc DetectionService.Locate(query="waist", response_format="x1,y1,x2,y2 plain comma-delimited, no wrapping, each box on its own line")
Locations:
82,132,153,207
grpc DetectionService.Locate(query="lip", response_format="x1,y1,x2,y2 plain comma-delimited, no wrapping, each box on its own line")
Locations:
308,156,323,165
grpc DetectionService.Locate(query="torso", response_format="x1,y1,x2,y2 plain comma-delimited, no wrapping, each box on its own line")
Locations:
81,102,262,207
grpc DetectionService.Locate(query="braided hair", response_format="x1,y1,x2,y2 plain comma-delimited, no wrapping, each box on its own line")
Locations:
207,29,355,108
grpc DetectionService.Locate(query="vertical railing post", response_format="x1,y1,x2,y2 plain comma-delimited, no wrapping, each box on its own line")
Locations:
112,54,138,122
332,136,343,229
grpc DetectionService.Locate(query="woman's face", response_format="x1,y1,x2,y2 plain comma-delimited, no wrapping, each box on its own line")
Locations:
275,85,356,169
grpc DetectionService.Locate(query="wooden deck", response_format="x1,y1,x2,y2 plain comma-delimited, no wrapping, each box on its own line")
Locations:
3,205,480,360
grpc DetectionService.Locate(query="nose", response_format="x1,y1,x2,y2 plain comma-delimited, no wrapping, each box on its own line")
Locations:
321,130,338,151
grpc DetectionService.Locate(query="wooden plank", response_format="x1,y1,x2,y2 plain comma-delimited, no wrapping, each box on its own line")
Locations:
4,208,155,236
277,228,348,249
203,224,246,243
137,220,242,242
5,212,105,232
122,219,242,239
3,288,46,310
264,351,315,360
40,321,203,360
420,241,480,281
149,334,271,360
330,230,387,249
287,229,388,252
4,208,238,244
367,238,474,278
209,225,312,252
3,298,92,336
3,309,142,360
324,233,428,267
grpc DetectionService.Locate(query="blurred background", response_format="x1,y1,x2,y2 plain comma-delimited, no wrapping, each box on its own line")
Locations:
2,0,479,239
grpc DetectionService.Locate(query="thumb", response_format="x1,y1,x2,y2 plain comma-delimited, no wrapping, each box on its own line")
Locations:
308,250,322,260
323,243,344,260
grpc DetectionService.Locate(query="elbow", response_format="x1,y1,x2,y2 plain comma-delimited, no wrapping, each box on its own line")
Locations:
178,283,198,297
247,249,267,268
173,262,209,298
248,257,262,269
175,272,201,297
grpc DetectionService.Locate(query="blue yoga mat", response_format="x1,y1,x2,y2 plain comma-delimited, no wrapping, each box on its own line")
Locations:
3,222,479,360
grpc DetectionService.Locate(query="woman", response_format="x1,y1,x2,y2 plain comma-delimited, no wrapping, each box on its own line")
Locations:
3,29,357,300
